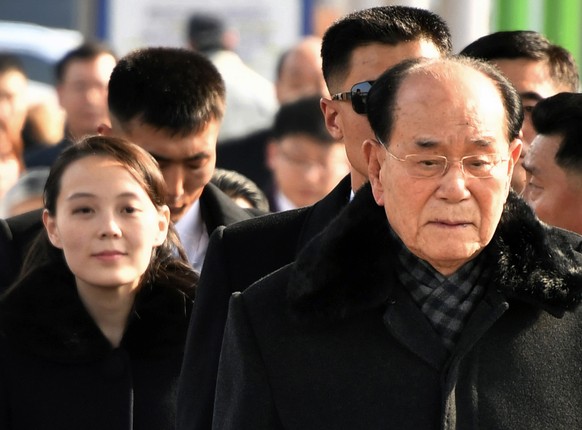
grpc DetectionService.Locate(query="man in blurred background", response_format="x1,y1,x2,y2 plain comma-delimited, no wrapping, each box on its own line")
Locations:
460,30,579,194
187,12,277,142
25,42,117,168
266,95,348,211
216,35,328,192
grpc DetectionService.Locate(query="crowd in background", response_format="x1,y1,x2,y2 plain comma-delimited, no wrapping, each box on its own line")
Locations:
0,4,582,429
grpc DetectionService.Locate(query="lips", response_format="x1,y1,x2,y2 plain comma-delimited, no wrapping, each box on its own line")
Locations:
92,250,126,259
431,219,472,227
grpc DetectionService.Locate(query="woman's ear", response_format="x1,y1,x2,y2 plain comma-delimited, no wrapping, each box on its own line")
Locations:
154,205,170,247
42,209,63,249
364,139,386,206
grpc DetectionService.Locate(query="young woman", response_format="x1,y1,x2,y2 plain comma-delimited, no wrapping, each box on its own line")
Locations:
0,135,198,429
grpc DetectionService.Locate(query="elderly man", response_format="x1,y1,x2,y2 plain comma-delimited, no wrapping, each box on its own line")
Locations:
523,92,582,234
212,56,582,429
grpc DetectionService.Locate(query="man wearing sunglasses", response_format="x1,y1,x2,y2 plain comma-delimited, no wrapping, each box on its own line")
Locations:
177,6,452,430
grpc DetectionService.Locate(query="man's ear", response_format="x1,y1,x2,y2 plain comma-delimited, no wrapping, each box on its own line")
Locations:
42,209,63,249
97,123,113,135
154,206,170,247
320,97,343,141
364,139,386,206
509,138,523,167
265,140,279,172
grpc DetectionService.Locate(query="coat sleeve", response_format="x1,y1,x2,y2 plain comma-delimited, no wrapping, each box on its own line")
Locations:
177,226,234,430
0,340,11,428
212,293,282,430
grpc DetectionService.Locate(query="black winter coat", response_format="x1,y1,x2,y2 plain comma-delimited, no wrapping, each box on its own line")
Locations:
213,185,582,430
0,263,194,430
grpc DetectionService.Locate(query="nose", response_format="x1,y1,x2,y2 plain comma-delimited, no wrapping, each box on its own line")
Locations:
163,165,185,204
436,162,471,202
85,84,107,105
99,213,122,238
303,162,325,183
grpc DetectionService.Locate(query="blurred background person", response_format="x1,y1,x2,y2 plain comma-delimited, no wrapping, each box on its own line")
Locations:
523,92,582,234
0,167,49,217
266,95,349,211
216,35,328,192
21,102,65,153
275,35,329,104
460,30,579,194
25,42,117,168
211,168,269,212
0,123,24,204
0,53,27,188
187,12,277,142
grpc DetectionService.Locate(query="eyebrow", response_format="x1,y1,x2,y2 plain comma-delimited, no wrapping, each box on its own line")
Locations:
520,92,544,102
149,152,209,163
522,160,537,174
66,192,141,201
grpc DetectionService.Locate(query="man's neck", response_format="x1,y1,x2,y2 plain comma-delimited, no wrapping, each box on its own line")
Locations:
350,169,367,193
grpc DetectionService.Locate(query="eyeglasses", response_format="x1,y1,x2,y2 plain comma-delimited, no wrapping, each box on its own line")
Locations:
384,148,510,179
330,80,374,115
278,147,328,172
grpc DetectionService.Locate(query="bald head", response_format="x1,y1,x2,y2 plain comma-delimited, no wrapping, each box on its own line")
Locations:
275,36,328,104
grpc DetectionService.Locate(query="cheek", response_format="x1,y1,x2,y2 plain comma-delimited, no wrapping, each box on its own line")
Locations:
184,168,213,195
382,176,425,239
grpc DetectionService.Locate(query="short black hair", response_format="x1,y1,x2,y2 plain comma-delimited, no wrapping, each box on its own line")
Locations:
272,96,333,145
460,31,579,92
367,56,523,146
108,47,226,137
187,13,225,53
532,92,582,174
0,53,26,76
211,168,269,212
55,41,116,84
321,6,452,90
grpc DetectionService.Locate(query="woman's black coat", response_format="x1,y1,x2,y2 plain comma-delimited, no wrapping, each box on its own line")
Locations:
0,263,194,430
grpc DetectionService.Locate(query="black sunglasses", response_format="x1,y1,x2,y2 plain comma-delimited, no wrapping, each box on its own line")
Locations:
331,80,374,115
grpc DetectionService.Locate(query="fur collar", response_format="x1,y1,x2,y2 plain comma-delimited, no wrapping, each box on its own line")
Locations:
0,261,193,363
288,184,582,322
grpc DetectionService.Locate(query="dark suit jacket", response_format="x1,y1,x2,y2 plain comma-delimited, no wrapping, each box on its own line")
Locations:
176,175,352,430
0,182,256,293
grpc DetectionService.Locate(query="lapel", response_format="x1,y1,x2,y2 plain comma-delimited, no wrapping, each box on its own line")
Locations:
199,182,255,234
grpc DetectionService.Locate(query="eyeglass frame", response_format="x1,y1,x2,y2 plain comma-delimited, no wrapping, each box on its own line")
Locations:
381,144,511,179
330,80,374,115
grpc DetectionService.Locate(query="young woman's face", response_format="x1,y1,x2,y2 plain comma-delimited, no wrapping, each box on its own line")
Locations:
44,155,169,294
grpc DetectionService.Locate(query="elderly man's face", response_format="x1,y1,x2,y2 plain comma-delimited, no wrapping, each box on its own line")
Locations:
368,65,521,275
